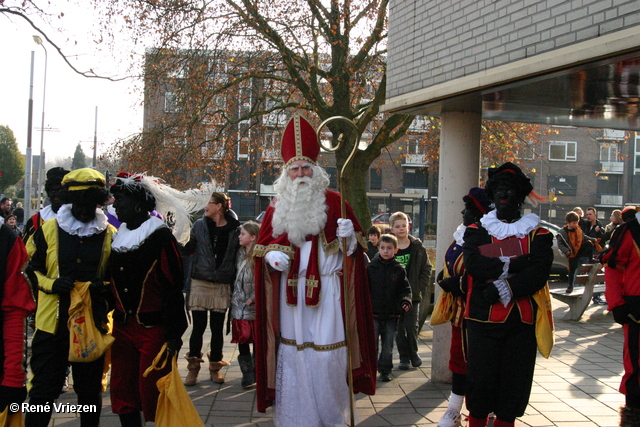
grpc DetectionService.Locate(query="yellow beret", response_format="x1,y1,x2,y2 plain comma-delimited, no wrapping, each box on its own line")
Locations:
61,168,106,191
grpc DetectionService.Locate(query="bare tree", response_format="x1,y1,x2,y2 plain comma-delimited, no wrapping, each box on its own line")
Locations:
96,0,415,226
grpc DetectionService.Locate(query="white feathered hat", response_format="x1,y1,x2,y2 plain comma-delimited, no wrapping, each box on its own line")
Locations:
110,172,211,245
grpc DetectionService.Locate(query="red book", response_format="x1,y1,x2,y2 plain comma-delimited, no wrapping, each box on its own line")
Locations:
479,238,523,258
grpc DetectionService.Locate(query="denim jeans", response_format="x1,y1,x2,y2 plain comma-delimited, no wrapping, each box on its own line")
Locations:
374,317,399,374
396,302,420,361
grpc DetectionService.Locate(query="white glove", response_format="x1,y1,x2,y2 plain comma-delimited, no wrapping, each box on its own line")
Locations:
337,218,357,256
337,218,355,239
265,251,289,272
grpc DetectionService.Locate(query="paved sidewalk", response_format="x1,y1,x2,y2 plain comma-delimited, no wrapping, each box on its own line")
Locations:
47,287,624,426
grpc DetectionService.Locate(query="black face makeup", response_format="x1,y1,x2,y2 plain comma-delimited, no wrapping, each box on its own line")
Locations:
71,201,98,223
492,182,521,220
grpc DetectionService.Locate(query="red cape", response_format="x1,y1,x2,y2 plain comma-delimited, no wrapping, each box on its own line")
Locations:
253,190,377,412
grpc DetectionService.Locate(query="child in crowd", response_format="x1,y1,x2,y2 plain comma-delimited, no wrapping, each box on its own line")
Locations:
556,211,597,294
367,234,412,382
230,221,260,388
366,225,381,260
389,211,432,370
5,214,22,237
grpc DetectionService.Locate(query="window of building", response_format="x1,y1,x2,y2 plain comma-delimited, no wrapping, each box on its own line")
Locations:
260,163,279,186
600,142,620,162
596,174,621,195
547,175,577,196
549,141,577,161
407,140,420,155
237,121,250,160
403,168,428,188
164,92,179,113
370,169,382,190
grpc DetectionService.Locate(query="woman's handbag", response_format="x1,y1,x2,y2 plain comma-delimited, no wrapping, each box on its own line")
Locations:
430,290,454,326
143,344,205,427
68,282,115,362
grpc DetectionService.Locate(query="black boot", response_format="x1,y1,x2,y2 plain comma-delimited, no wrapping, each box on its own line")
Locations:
23,398,53,427
237,354,255,388
119,410,143,427
620,405,640,427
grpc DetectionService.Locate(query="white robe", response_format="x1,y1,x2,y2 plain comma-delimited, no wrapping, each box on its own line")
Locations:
274,240,351,426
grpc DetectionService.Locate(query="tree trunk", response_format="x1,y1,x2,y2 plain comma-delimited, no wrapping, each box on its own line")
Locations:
338,155,372,232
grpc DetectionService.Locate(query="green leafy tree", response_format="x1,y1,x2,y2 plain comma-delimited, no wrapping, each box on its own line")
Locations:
71,143,87,170
0,125,25,194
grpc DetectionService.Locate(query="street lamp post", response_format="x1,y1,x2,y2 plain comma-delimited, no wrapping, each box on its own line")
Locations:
23,51,35,222
33,35,47,209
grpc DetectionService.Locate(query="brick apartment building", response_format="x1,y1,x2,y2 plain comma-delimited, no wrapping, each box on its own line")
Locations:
141,49,436,225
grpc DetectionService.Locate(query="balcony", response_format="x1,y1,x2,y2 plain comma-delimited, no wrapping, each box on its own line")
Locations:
600,194,623,207
261,148,279,161
260,184,276,196
263,112,287,127
403,154,427,166
602,129,626,140
600,161,624,174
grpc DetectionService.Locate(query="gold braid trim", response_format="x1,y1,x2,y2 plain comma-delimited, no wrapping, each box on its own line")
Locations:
356,231,368,250
280,337,347,351
253,243,295,258
320,230,340,255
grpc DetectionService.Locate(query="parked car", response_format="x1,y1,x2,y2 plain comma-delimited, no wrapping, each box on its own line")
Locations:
539,220,569,279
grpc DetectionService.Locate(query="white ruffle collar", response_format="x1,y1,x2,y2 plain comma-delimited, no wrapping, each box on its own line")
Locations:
39,205,56,222
453,223,466,246
480,209,540,240
111,216,167,253
56,204,109,237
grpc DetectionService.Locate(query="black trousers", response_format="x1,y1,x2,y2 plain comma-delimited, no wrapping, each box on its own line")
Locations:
189,310,226,361
465,315,537,423
26,328,104,427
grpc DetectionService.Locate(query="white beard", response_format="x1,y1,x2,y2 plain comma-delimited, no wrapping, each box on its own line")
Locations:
272,166,329,247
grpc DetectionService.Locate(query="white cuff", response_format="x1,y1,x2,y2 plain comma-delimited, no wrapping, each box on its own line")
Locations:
493,278,512,307
498,256,511,280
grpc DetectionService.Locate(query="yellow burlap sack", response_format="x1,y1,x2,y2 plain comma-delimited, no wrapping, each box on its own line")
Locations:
0,407,24,427
68,282,115,362
143,344,204,427
430,290,454,326
532,284,555,358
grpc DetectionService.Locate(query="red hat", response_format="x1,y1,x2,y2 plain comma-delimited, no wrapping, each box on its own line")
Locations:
281,115,320,166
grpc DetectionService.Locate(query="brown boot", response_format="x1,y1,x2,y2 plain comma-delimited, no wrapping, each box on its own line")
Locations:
207,351,230,383
184,352,204,386
620,406,640,427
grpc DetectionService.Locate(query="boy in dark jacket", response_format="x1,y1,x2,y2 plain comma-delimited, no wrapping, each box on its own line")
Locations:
367,234,412,382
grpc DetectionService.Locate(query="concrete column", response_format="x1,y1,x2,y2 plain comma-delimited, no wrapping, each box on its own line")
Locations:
431,109,482,383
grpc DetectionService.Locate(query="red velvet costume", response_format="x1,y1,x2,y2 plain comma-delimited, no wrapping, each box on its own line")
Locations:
603,217,640,406
254,190,377,413
1,224,35,389
109,222,187,421
463,220,553,424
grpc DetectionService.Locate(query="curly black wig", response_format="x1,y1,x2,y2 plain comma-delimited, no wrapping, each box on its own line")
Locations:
110,178,156,213
485,162,533,205
60,186,110,207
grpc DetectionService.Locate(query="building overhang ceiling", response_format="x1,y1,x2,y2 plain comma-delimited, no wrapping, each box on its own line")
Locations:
383,29,640,131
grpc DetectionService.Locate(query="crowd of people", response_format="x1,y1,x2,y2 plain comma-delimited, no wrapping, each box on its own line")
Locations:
0,118,637,427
